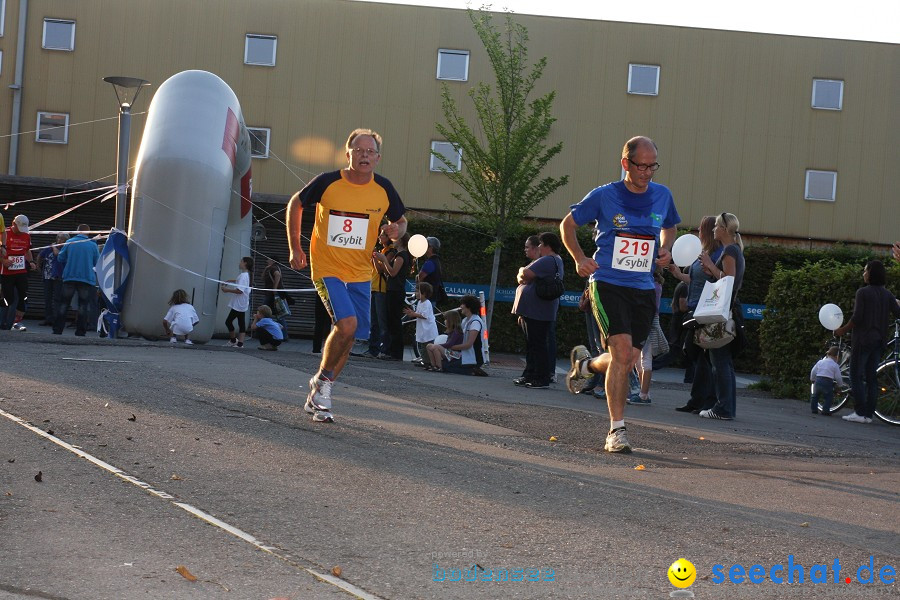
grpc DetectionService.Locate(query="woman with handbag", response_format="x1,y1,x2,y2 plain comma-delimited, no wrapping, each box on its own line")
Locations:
694,212,745,420
672,216,723,410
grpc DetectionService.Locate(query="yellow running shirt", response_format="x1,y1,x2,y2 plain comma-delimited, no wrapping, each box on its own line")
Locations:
299,170,405,282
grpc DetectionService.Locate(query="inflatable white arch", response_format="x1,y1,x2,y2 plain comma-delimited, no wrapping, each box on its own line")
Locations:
122,70,253,342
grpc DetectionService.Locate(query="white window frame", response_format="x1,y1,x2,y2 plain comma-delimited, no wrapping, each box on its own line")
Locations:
42,18,75,51
436,49,470,81
35,111,69,144
804,170,837,202
811,78,844,110
430,141,462,173
1,0,6,37
627,63,660,96
244,34,277,66
248,127,271,158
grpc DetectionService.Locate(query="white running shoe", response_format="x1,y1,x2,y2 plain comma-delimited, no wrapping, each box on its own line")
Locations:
12,322,26,332
170,336,177,343
604,427,633,453
305,376,334,423
184,339,193,345
566,345,592,395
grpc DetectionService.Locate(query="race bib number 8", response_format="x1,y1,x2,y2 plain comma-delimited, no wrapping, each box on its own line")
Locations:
9,255,25,271
612,235,655,272
327,210,369,250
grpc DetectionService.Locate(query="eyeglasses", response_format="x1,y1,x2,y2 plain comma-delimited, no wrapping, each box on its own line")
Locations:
627,159,660,172
350,147,379,156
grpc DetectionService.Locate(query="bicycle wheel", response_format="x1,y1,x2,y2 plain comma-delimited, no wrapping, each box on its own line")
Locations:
874,359,900,425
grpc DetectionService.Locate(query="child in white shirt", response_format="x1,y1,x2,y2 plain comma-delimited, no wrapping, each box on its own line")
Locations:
810,345,844,415
221,256,253,348
403,282,438,368
163,289,199,344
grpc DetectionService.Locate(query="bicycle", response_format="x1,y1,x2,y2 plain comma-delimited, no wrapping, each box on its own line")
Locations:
875,319,900,425
820,319,900,425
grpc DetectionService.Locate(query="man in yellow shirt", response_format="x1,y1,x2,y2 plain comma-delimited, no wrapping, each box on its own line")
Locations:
287,129,407,423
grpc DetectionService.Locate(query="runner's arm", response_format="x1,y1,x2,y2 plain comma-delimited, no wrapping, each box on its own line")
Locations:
286,192,307,270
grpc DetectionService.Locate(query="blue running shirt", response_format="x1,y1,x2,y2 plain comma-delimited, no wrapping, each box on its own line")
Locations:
570,180,680,290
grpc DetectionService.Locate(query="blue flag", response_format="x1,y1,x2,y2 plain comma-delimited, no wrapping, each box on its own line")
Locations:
96,230,131,337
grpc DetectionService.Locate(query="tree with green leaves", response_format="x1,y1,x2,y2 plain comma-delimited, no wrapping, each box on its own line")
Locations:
432,8,568,331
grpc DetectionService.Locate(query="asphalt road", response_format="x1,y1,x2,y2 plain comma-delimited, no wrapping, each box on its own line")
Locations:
1,329,897,600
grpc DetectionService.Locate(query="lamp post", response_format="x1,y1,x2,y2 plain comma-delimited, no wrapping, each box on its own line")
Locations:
103,76,150,336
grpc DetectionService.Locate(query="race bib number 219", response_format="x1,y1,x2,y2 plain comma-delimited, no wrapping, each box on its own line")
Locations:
612,234,654,272
327,210,369,250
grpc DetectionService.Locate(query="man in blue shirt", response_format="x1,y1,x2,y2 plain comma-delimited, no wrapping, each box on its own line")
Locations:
53,224,100,336
560,136,680,453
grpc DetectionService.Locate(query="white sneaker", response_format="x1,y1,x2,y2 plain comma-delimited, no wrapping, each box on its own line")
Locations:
170,336,177,343
184,339,193,345
604,427,632,453
12,322,26,332
224,340,236,347
305,376,334,422
566,345,592,395
842,413,869,423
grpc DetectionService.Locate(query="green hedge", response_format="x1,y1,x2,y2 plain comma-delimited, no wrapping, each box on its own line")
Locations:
407,217,895,379
759,259,900,398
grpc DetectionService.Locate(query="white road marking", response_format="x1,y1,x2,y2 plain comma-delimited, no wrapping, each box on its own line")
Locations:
0,407,385,600
61,358,134,363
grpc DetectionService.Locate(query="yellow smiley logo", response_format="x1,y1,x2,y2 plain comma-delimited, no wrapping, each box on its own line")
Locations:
668,558,697,588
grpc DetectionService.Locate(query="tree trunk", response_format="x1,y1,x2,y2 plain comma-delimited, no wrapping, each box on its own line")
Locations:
485,242,502,333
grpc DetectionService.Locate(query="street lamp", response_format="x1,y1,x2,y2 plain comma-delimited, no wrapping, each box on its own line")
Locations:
103,76,150,337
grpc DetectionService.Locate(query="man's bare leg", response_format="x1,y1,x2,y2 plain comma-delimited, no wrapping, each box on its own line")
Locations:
319,315,357,380
599,334,639,422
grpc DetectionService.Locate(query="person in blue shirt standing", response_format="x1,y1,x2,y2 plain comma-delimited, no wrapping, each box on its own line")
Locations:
53,224,100,336
561,136,680,453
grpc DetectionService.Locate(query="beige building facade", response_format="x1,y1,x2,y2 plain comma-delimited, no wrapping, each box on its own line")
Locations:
0,0,897,245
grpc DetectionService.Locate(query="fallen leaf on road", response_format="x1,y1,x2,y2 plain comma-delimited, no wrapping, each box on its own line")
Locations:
800,522,809,527
7,458,14,463
634,465,646,471
170,474,182,481
175,565,197,582
34,471,42,482
699,436,705,440
128,414,137,422
332,566,342,577
47,430,54,435
549,436,558,442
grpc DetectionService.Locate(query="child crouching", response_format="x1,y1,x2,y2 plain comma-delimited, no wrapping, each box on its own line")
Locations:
163,289,199,344
251,304,284,351
810,345,843,415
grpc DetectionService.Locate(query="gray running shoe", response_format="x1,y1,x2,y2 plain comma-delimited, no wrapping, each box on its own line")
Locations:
604,427,632,453
566,345,592,395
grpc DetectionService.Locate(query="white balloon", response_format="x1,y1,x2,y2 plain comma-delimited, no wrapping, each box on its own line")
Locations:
434,334,448,345
671,234,702,267
408,234,429,258
818,303,844,330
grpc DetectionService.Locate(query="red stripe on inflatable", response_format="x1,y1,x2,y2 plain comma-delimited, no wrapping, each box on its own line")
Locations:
240,169,252,218
221,107,238,169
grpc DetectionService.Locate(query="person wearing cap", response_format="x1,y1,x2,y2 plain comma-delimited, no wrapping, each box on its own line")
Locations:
53,224,100,336
1,215,36,330
416,236,448,307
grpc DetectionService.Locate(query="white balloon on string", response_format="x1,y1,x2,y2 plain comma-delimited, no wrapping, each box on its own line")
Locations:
408,234,429,258
818,304,844,331
671,234,702,267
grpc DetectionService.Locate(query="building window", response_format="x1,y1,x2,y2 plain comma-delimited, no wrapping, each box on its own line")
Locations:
430,141,462,172
36,112,69,144
42,19,75,51
812,79,843,110
248,127,270,158
628,64,660,96
245,34,277,66
805,170,837,202
437,49,469,81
